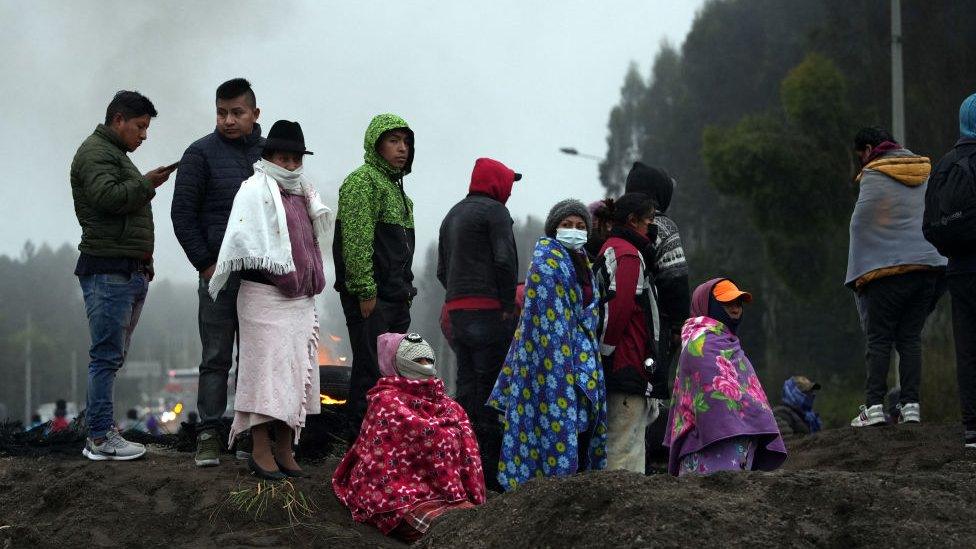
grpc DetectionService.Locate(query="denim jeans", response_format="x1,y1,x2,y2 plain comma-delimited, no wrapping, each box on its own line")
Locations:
196,274,240,431
79,272,149,440
450,308,515,491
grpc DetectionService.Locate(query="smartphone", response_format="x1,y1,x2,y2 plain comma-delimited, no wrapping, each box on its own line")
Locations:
164,161,179,172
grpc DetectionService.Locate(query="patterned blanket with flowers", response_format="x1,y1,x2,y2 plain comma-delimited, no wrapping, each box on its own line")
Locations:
663,316,787,476
488,237,608,491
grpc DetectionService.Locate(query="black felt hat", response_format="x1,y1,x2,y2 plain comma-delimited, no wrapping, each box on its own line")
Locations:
264,120,313,155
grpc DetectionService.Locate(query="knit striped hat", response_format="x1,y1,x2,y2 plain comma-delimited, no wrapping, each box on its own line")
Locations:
961,92,976,139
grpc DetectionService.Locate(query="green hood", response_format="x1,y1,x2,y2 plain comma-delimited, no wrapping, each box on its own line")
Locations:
363,113,414,177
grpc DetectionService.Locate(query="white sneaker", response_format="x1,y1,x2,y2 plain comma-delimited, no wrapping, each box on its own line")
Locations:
82,430,147,461
898,402,920,424
965,431,976,449
851,404,885,427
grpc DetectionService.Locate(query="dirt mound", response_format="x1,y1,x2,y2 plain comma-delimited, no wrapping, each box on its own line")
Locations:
0,452,403,549
3,423,976,548
784,422,966,473
421,423,976,548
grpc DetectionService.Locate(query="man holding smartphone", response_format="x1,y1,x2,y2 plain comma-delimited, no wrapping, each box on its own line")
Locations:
71,90,174,461
171,78,264,466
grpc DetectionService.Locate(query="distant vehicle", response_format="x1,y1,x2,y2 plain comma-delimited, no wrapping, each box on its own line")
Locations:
36,401,80,423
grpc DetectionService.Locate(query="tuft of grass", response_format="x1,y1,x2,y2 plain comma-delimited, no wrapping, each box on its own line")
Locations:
211,479,316,527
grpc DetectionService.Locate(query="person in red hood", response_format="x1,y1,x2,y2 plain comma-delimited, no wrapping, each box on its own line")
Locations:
436,157,520,492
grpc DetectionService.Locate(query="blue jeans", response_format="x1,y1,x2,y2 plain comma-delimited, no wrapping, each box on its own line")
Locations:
196,274,240,431
79,272,149,439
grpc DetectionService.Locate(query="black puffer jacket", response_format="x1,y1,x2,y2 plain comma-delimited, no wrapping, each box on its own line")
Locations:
437,158,519,311
171,125,264,271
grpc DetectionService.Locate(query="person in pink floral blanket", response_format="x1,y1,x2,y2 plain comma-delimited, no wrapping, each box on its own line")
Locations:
663,278,786,476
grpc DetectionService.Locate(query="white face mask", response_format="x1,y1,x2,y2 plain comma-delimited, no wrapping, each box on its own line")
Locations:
556,228,588,251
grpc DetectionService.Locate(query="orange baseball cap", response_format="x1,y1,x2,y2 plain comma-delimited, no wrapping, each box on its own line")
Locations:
712,279,753,303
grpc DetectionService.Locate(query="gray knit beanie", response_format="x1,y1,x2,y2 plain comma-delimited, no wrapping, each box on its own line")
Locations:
544,199,592,237
396,334,437,380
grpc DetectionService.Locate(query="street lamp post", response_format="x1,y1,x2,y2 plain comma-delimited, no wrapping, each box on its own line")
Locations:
891,0,905,145
559,147,602,161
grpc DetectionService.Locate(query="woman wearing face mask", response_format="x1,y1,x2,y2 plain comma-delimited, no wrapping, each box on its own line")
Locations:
209,120,331,480
663,278,786,476
333,332,486,542
488,199,608,491
597,192,662,473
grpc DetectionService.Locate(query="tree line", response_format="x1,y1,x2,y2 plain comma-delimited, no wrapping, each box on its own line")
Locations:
598,0,975,425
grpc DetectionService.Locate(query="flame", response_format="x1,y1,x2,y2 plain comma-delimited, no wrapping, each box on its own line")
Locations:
321,394,347,405
318,344,334,365
319,334,346,365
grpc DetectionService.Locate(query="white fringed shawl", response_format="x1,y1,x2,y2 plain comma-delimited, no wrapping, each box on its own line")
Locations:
209,159,333,298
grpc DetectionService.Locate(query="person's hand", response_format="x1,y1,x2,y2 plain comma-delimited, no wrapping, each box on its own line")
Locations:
360,297,377,319
201,264,216,281
146,263,155,282
145,165,176,188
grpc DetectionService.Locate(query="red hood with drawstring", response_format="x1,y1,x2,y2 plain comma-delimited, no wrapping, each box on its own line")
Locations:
468,158,516,204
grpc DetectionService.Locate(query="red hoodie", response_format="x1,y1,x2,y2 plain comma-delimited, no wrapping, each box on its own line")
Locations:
468,157,516,205
444,158,518,312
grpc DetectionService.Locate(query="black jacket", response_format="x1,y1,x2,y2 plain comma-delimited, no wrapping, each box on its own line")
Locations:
437,194,518,311
773,405,811,436
171,125,265,271
929,138,976,272
626,161,690,364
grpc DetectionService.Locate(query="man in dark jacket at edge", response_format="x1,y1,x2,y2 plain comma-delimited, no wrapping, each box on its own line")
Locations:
437,157,521,491
624,161,691,471
334,114,417,437
71,90,174,461
625,162,690,382
171,78,264,467
925,92,976,448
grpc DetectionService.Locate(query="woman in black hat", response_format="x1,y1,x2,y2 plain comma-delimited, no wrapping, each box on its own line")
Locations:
209,120,333,480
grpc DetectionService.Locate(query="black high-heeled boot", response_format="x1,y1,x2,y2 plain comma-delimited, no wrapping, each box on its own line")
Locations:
248,455,286,481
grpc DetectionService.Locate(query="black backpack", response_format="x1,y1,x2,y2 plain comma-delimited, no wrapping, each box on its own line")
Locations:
923,147,976,257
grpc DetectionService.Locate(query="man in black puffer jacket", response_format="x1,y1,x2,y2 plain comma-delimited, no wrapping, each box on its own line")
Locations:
437,157,520,490
171,78,264,467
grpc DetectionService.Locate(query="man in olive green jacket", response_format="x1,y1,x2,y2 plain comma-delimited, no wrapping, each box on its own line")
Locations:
333,113,416,433
70,90,174,461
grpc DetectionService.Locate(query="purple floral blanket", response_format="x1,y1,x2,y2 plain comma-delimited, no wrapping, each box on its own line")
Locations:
663,316,787,476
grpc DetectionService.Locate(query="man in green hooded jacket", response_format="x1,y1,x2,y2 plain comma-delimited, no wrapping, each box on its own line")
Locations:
334,113,416,432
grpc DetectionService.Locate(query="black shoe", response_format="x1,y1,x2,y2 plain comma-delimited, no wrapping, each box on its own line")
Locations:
248,455,286,481
275,458,309,478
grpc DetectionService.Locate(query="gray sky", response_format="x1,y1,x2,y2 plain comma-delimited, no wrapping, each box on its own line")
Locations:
0,0,702,283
